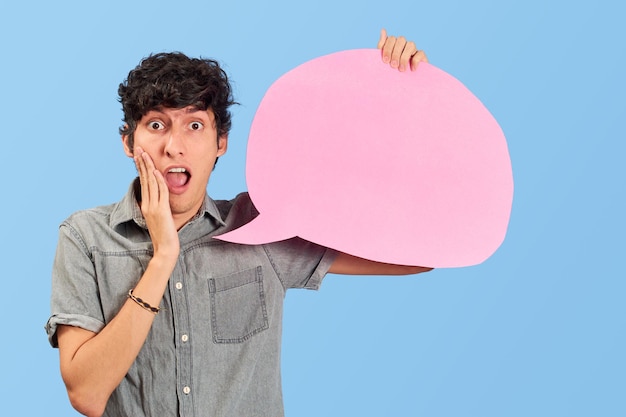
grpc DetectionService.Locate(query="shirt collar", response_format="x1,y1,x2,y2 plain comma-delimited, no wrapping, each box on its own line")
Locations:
110,178,227,230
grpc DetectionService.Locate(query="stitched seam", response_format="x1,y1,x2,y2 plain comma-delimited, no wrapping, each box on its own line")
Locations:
62,222,93,262
262,244,286,292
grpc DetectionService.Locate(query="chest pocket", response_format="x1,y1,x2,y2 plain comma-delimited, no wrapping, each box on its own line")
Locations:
208,266,269,343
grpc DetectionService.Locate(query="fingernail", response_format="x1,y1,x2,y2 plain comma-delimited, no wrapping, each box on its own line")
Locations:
391,60,399,68
383,55,390,63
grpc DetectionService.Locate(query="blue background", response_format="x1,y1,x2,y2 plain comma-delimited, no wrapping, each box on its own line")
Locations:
1,0,624,416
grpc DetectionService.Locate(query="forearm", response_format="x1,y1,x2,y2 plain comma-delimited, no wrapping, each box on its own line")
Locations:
329,251,433,275
58,255,176,417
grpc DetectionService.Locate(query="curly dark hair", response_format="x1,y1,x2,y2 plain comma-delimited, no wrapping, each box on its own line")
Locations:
118,52,237,149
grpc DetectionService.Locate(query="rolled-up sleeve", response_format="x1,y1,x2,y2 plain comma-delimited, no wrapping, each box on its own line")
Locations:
262,238,338,291
46,222,105,347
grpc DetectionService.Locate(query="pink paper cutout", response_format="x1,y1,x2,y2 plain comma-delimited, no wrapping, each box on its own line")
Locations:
216,49,513,268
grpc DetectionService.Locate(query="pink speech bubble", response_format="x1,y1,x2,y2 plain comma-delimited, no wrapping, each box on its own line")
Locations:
216,49,513,268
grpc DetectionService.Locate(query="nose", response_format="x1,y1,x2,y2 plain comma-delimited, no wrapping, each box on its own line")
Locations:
164,127,185,157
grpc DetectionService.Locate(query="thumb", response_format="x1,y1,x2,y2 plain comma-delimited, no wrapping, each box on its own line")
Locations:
377,28,387,49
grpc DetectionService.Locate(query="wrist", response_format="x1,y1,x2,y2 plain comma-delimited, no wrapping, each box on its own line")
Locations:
149,251,178,272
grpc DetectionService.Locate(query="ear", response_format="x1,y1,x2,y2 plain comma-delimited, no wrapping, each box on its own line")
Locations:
217,135,228,157
122,133,133,158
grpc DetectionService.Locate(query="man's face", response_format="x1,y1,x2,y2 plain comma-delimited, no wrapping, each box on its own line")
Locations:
123,106,227,228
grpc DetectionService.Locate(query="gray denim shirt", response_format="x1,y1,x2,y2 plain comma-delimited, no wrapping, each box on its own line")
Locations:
46,180,336,416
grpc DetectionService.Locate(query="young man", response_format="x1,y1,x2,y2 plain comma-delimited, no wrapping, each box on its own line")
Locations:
47,30,431,417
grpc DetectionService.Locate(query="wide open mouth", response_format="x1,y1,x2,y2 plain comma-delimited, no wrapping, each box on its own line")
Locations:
165,167,191,188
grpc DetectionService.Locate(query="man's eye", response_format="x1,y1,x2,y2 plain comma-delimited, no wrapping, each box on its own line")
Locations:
149,121,164,130
189,122,203,131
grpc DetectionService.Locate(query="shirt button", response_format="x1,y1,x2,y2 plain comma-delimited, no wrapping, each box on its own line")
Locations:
183,386,191,395
175,282,183,290
181,334,189,342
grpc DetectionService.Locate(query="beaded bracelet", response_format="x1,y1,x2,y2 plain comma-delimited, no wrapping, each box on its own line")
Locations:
128,289,160,314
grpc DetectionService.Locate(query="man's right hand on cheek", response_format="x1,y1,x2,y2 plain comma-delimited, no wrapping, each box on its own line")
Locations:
134,146,180,260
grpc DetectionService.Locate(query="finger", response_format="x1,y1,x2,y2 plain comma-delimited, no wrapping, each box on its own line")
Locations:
377,28,387,49
410,50,429,71
381,35,396,64
398,41,417,72
153,169,170,206
389,36,407,69
139,151,170,210
141,151,160,208
134,146,150,204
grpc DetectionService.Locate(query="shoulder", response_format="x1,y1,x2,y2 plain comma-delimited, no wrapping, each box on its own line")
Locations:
213,192,259,229
61,203,116,229
58,202,121,247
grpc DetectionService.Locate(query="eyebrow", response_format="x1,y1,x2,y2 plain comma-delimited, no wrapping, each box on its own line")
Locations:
148,106,209,116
